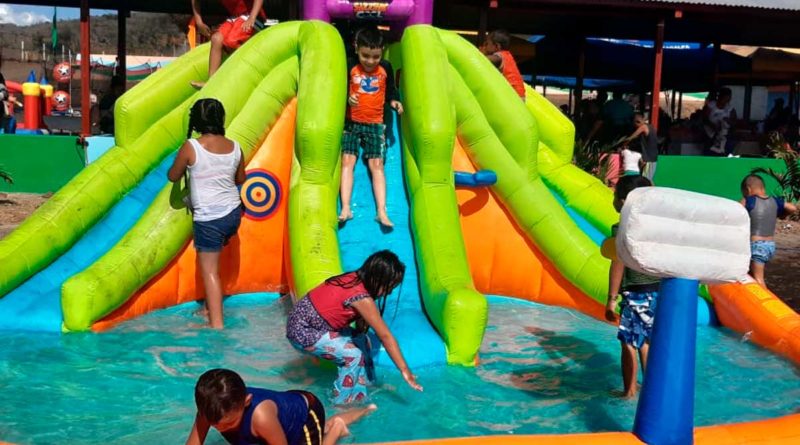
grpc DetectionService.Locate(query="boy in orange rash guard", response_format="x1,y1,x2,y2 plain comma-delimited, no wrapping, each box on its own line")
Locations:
481,29,526,100
339,27,403,228
190,0,267,88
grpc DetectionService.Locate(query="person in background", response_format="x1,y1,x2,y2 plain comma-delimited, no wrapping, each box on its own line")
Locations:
99,75,125,135
480,29,526,100
703,87,737,155
622,113,658,182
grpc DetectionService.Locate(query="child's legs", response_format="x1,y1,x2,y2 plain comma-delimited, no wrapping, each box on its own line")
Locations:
197,251,223,328
323,405,376,445
306,332,368,405
639,341,650,373
620,341,638,396
750,240,776,287
367,158,387,215
208,31,225,77
339,154,357,217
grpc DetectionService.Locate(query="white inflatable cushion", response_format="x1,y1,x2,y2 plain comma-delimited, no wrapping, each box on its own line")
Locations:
616,187,750,283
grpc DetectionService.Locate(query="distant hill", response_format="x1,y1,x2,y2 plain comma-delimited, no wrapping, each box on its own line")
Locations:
0,12,192,61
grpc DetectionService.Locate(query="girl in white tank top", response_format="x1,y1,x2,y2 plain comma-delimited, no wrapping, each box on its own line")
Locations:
167,99,246,329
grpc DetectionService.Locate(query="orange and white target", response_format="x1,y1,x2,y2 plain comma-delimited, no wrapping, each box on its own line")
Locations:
241,169,282,220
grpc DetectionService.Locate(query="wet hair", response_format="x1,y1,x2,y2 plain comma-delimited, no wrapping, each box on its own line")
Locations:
354,27,385,49
741,174,765,196
326,250,405,315
187,98,226,138
488,30,511,50
615,175,653,202
718,87,732,99
194,369,247,424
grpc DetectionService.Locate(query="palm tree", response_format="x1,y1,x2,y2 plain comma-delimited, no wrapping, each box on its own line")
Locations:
752,131,800,202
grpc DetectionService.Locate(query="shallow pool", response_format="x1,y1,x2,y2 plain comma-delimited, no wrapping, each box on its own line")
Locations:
1,294,798,444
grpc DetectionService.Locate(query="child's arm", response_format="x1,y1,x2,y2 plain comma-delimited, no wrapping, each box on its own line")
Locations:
625,125,646,143
250,402,289,445
381,60,403,115
190,0,211,37
605,259,625,322
784,201,798,215
242,0,265,32
351,297,423,391
185,413,211,445
485,53,502,67
167,141,194,182
235,147,246,185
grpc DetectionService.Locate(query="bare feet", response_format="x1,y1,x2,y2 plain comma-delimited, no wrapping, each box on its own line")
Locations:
338,208,353,223
190,80,206,89
376,213,394,228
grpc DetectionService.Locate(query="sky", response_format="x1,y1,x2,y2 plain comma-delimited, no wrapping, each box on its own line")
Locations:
0,4,113,26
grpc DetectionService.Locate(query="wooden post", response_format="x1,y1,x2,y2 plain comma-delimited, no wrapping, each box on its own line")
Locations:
650,19,665,131
678,91,683,120
117,5,128,88
712,42,721,90
576,38,586,117
543,84,547,97
478,6,488,44
80,0,90,136
670,89,677,119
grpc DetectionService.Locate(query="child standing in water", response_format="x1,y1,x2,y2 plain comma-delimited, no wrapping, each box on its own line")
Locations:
286,250,422,405
740,174,798,287
339,27,403,228
168,99,246,329
185,368,375,445
605,175,659,398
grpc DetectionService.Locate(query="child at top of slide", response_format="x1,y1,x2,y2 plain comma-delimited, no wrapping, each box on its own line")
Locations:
339,27,403,228
481,29,526,100
190,0,267,88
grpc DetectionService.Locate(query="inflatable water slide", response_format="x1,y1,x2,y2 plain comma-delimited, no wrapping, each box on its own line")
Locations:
0,20,798,430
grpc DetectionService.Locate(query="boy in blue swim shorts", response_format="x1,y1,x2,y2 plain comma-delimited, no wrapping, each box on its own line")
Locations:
605,175,659,398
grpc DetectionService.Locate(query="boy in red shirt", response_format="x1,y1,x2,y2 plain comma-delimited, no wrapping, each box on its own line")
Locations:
340,27,403,228
190,0,266,88
481,29,526,100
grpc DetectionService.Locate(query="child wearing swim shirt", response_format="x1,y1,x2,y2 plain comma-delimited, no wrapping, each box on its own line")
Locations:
481,29,526,100
605,175,659,399
339,27,403,228
190,0,267,88
286,250,422,405
185,368,375,445
740,174,798,288
168,99,246,329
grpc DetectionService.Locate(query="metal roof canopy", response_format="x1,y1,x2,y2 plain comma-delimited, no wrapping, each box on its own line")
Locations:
437,0,800,48
5,0,293,16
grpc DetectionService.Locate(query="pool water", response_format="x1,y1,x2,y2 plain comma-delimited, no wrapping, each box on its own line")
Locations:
1,294,799,444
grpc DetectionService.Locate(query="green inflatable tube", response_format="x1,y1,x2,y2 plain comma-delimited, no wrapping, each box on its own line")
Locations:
524,85,617,233
62,58,300,330
61,21,336,330
400,26,487,366
439,29,609,304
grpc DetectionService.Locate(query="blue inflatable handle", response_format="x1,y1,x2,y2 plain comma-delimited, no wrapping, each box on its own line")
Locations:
633,277,699,445
454,170,497,187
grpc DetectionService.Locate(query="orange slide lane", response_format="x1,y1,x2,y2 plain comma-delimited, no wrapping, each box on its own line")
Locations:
710,281,800,365
92,100,296,331
452,139,606,321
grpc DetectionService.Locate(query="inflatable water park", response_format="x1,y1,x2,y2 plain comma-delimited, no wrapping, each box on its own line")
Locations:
1,1,799,444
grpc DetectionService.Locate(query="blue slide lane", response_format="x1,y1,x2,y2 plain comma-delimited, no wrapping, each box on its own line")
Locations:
336,113,446,369
0,154,176,332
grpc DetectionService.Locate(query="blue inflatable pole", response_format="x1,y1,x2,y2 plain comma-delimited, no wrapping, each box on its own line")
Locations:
633,277,699,445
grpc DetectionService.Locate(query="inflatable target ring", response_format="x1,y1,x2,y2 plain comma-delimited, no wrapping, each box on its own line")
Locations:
241,169,282,220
